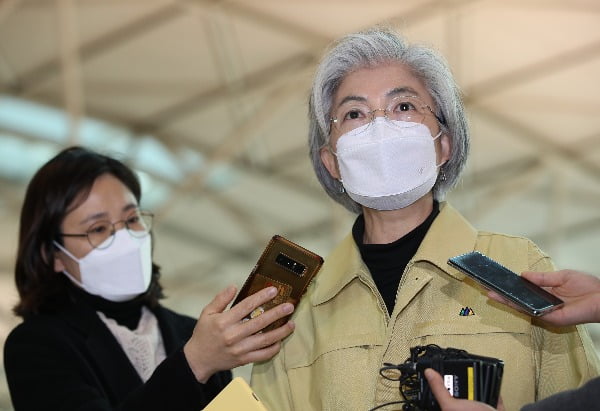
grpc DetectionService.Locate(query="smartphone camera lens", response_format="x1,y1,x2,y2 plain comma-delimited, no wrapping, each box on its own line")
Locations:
276,253,306,276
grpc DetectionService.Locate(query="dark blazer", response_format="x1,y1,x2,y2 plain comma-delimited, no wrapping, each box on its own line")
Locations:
4,301,231,411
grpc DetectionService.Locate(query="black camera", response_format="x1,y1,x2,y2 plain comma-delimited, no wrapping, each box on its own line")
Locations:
379,345,504,411
275,252,306,276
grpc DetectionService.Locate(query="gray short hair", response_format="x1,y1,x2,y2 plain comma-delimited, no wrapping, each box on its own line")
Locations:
308,27,470,214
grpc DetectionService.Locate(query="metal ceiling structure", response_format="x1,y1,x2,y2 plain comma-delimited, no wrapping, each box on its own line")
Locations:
0,0,599,408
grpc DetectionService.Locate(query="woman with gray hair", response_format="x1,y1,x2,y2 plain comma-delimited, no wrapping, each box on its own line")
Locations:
251,28,599,411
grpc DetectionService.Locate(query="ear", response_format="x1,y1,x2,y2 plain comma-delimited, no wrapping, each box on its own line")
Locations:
439,133,452,165
52,250,66,273
319,145,341,180
41,244,64,272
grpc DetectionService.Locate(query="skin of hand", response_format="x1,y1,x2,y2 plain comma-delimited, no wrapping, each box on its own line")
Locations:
183,285,295,383
488,270,600,327
423,369,504,411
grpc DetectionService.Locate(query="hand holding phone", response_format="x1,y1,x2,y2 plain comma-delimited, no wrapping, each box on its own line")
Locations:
448,251,564,316
232,235,324,332
185,285,295,383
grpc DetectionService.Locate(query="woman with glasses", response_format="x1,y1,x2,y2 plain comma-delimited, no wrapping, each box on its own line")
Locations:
4,146,295,411
250,28,599,411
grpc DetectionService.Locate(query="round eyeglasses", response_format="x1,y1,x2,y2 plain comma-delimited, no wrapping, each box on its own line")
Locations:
59,211,154,249
329,95,444,135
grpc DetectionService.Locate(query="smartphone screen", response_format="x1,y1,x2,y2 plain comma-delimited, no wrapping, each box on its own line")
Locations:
448,251,564,316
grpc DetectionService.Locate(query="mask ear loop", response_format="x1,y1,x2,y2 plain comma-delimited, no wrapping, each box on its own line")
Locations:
432,130,448,172
52,241,86,286
53,241,80,263
324,144,346,193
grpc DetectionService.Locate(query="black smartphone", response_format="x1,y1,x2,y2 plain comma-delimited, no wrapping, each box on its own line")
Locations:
232,235,324,332
448,251,564,316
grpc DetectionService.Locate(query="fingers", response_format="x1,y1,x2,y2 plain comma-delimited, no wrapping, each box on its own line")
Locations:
203,285,238,315
242,341,283,364
242,302,295,335
229,287,278,320
233,321,296,364
521,271,563,288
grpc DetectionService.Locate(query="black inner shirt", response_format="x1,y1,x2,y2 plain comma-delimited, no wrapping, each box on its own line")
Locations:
68,282,144,330
352,201,440,315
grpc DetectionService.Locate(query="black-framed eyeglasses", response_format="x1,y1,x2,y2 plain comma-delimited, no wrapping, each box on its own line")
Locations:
59,210,153,249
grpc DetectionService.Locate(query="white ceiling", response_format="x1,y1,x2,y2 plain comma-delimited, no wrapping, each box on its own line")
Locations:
0,0,599,408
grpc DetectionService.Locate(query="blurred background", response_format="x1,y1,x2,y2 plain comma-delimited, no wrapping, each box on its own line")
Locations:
0,0,599,409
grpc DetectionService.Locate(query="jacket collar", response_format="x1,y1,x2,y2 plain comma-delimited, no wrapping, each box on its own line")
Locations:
312,202,478,305
412,202,478,279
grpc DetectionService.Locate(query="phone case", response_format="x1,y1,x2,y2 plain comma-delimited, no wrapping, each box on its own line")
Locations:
448,251,564,316
232,235,324,332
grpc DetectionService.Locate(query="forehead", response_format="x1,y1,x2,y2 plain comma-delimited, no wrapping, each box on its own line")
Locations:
333,62,434,107
65,174,137,221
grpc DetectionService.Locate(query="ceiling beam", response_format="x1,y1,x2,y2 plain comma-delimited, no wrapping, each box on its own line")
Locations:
465,39,600,103
473,106,600,181
0,88,326,207
458,156,543,191
153,75,306,217
501,0,600,13
138,0,471,133
57,0,85,146
133,52,315,133
156,219,259,261
5,2,183,96
185,0,331,48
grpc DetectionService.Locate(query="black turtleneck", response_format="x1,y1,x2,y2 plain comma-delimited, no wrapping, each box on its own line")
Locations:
352,201,440,315
67,283,145,330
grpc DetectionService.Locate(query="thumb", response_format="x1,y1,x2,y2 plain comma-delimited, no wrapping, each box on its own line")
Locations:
521,271,561,288
204,285,237,315
424,368,453,404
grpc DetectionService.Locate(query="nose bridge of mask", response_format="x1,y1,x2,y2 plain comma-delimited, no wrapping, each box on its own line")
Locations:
81,230,149,281
53,228,145,265
336,118,435,152
331,118,426,156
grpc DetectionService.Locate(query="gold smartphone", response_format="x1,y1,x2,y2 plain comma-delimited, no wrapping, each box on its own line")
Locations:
232,235,324,332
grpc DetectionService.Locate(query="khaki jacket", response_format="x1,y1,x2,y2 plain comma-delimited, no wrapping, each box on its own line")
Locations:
251,203,600,411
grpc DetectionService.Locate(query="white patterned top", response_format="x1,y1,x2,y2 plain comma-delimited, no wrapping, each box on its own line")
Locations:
97,306,167,382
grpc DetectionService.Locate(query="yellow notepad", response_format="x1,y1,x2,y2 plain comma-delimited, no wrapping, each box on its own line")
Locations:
203,377,269,411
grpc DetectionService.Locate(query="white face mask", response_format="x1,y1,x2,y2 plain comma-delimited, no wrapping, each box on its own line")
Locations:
334,118,443,210
54,229,153,302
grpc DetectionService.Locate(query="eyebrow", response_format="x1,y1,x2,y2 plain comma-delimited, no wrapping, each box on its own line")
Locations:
336,95,367,108
335,86,422,109
78,203,139,225
387,86,420,98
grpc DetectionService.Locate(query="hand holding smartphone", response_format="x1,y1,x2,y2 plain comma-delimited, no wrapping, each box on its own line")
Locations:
232,235,324,332
448,251,564,316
